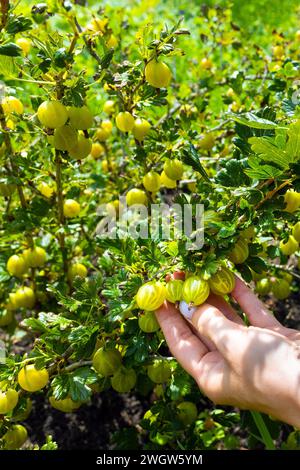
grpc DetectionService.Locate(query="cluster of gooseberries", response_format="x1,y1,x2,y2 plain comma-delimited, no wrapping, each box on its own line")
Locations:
1,97,83,216
92,347,174,393
255,271,293,300
92,347,136,393
0,365,48,448
279,221,300,256
4,243,88,315
136,265,236,319
37,101,93,160
90,58,172,178
124,158,184,209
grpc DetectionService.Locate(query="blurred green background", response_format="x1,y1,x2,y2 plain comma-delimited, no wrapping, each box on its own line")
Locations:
15,0,299,34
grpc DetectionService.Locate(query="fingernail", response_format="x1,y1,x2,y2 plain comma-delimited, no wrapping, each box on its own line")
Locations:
179,300,196,320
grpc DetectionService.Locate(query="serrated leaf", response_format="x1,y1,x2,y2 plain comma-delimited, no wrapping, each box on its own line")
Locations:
169,369,192,400
246,256,268,273
0,55,17,77
164,240,179,257
248,137,289,169
245,156,283,180
215,158,250,187
286,120,300,161
38,311,73,330
232,137,252,155
282,98,296,116
41,436,58,450
6,14,32,34
182,143,210,183
51,375,70,400
218,223,237,238
22,318,49,333
100,49,114,70
0,43,22,57
0,264,10,282
229,112,278,130
201,260,219,279
74,367,98,383
237,264,253,283
69,374,91,402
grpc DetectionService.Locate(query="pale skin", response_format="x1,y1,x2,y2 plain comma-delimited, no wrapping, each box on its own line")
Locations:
156,277,300,428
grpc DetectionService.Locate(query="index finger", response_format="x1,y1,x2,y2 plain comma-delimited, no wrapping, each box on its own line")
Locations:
191,303,247,364
231,277,282,329
155,301,208,378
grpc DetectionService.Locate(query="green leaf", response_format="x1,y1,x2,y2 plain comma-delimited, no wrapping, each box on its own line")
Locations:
218,223,237,238
6,14,32,34
232,137,252,155
169,368,192,400
70,366,98,385
248,137,289,169
245,156,283,180
99,49,114,70
215,158,250,187
182,143,210,183
162,240,179,257
208,88,225,114
237,264,253,283
22,317,49,333
40,436,58,450
68,326,98,359
228,112,278,130
247,256,268,273
51,375,70,400
286,120,300,161
69,374,92,402
0,43,22,57
0,55,17,77
0,264,10,282
200,257,219,279
282,98,296,117
38,311,73,329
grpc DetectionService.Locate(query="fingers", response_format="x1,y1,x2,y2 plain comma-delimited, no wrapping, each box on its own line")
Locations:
156,302,230,402
155,301,208,379
207,293,244,325
231,277,282,329
189,321,217,351
195,350,230,404
189,293,243,350
191,303,247,363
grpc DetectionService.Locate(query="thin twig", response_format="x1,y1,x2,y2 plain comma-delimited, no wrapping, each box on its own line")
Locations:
254,180,290,211
54,150,68,275
0,104,33,246
63,360,93,373
267,262,300,281
208,118,231,133
154,103,181,128
74,17,102,65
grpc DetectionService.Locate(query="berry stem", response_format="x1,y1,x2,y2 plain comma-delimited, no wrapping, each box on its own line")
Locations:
54,150,68,275
0,104,33,247
73,16,102,65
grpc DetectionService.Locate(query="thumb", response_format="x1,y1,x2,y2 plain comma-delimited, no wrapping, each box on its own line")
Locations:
190,303,247,364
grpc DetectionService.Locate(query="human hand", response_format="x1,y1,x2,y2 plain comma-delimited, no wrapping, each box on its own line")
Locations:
156,277,300,428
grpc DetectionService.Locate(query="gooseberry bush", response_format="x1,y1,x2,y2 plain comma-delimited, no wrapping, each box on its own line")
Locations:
0,0,300,451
